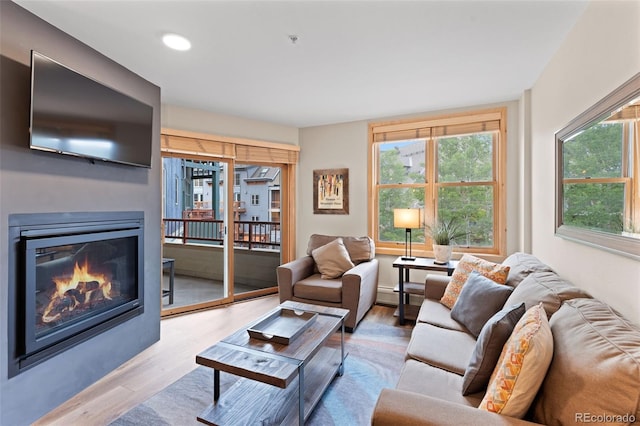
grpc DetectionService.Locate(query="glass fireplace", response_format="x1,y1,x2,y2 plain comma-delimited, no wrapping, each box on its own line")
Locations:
8,212,144,376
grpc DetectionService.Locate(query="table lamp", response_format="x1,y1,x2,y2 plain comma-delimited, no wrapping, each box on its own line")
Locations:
394,208,421,261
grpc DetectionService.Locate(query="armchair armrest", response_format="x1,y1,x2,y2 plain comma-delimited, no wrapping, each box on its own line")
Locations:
343,260,379,292
276,256,315,302
424,274,451,300
372,389,538,426
342,259,379,329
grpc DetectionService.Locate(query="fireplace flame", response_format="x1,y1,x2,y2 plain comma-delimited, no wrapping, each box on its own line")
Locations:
42,259,112,323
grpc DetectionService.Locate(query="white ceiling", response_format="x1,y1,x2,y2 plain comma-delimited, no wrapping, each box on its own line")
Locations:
14,0,588,128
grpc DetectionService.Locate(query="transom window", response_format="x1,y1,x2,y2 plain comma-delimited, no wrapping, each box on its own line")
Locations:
369,108,507,257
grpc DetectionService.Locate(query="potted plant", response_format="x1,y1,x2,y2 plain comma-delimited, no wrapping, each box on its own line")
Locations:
426,217,466,264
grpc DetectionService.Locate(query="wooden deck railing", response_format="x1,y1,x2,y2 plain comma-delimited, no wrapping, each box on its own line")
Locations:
163,218,280,250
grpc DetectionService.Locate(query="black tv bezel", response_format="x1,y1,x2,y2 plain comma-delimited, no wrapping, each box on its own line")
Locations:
29,50,153,169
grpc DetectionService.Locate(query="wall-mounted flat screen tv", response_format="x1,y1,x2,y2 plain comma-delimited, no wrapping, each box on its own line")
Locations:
30,51,153,168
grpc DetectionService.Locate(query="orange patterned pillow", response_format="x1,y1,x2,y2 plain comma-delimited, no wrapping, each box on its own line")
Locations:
479,303,553,418
440,254,510,309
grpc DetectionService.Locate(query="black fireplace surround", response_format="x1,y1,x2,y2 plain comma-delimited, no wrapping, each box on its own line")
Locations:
8,211,144,377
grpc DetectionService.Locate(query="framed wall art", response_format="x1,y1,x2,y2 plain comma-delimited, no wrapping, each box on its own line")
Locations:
313,168,349,214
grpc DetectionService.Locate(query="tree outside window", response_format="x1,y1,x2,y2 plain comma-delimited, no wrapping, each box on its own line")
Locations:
562,122,628,234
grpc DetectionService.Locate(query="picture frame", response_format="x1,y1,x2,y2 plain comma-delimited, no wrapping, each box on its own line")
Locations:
313,168,349,214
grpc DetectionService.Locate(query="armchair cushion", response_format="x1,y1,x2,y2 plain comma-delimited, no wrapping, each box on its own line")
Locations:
311,237,354,279
293,274,342,303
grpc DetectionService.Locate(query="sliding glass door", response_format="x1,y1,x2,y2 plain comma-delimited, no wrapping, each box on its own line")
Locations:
161,157,232,314
160,129,297,316
232,163,282,300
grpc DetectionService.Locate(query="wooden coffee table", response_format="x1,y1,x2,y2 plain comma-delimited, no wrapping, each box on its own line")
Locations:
195,301,349,425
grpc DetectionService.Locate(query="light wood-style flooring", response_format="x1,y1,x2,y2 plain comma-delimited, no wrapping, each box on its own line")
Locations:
34,297,402,425
34,295,281,425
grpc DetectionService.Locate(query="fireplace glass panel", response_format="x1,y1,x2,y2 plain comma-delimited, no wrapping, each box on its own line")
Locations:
25,229,140,354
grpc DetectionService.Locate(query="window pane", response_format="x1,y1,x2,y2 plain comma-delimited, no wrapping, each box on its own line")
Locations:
438,133,493,183
378,140,426,184
378,187,425,243
438,185,494,247
563,183,625,233
563,123,623,179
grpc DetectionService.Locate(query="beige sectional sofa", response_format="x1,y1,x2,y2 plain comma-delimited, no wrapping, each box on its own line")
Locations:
372,252,640,425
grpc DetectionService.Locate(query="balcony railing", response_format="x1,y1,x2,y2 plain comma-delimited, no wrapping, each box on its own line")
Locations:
163,218,280,250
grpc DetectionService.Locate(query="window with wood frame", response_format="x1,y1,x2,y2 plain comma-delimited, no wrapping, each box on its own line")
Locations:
161,128,299,263
369,108,507,258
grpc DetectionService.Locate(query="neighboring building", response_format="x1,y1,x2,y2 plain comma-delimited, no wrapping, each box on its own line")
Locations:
163,158,280,224
242,165,281,223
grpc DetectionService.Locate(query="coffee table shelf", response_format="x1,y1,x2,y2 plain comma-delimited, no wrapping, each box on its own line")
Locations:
196,301,349,426
197,346,342,425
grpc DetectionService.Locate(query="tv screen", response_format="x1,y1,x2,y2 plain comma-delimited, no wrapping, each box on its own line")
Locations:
29,51,153,168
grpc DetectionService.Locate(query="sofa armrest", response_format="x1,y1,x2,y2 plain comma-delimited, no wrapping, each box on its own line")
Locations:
424,274,451,300
372,389,539,426
276,256,315,302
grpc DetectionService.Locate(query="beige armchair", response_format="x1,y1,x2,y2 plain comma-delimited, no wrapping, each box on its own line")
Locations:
277,234,379,330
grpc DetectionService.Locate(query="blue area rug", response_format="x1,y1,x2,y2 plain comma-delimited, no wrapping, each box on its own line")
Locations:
111,315,411,425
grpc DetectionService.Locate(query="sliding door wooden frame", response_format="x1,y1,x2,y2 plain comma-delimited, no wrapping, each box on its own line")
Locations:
160,128,299,314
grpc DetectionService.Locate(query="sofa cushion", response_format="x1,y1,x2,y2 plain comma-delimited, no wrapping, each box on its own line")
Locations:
397,359,485,408
416,299,468,332
479,303,553,418
503,270,591,318
293,274,342,303
306,234,375,264
501,252,555,288
311,238,354,279
440,254,510,309
532,298,640,426
462,302,526,395
406,323,476,375
451,272,514,338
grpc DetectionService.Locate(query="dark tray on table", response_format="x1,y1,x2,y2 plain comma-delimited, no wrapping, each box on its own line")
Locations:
247,307,318,344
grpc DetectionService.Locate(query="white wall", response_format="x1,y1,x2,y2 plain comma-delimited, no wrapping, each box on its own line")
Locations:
530,0,640,324
299,101,522,302
161,104,299,146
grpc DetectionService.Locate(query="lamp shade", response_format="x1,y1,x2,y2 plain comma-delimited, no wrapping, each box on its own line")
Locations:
393,208,421,229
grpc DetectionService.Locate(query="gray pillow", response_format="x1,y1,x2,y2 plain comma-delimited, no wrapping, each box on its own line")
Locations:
462,302,527,395
451,272,513,337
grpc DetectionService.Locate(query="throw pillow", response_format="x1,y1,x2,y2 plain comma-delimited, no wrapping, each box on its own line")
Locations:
311,238,355,279
440,254,511,309
451,272,514,337
461,302,526,395
479,303,553,418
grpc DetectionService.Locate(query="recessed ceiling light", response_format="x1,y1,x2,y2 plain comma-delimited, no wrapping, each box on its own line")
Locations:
162,33,191,51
